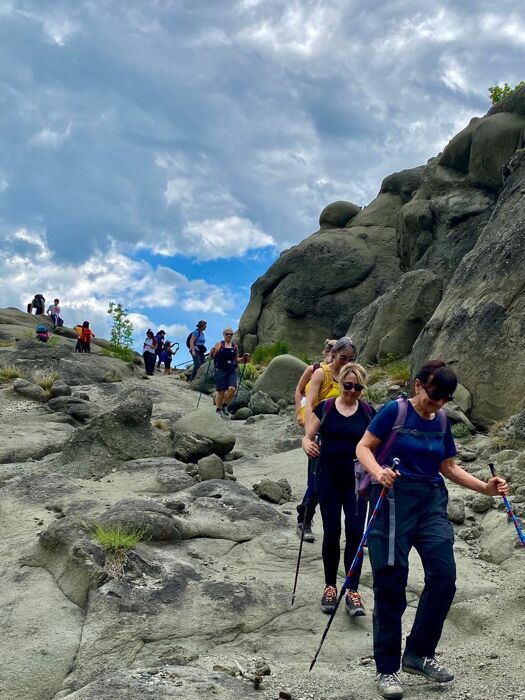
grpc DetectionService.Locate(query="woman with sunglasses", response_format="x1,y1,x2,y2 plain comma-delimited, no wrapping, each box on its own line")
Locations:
296,337,357,542
294,339,336,427
302,362,373,616
356,360,508,700
210,328,250,418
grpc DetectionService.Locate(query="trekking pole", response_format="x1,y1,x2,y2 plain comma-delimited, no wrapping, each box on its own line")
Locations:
196,358,212,408
172,342,180,358
309,460,397,672
489,463,525,548
229,361,247,413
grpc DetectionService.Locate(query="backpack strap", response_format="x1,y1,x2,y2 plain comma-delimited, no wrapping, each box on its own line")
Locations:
375,397,408,466
359,400,373,422
437,408,447,433
320,397,336,426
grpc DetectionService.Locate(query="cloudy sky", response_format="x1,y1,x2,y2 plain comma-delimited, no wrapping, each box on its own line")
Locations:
1,0,523,357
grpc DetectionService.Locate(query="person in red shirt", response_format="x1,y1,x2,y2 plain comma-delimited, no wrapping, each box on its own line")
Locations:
80,321,95,353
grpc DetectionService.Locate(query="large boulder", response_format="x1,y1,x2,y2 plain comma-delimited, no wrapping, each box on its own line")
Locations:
46,396,98,422
171,408,235,457
13,378,45,401
249,391,279,416
251,354,306,404
319,200,361,229
412,148,525,426
97,498,182,542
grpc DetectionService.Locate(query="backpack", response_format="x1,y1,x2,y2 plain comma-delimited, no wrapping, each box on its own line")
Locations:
353,396,448,497
186,329,201,348
36,324,48,334
213,340,238,368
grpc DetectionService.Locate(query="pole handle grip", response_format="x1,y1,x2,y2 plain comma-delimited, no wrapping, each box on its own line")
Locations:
489,462,496,478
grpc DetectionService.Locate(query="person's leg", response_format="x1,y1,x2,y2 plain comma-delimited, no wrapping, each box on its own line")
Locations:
342,486,367,590
368,482,419,675
85,342,91,353
143,352,149,374
404,485,456,660
215,390,225,409
190,353,201,380
317,471,343,587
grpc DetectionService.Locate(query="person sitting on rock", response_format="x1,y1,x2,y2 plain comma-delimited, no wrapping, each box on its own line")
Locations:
302,362,374,617
47,298,63,327
356,360,509,700
27,294,46,315
189,320,207,380
80,321,95,353
155,329,166,371
294,339,336,426
209,328,250,418
296,336,357,543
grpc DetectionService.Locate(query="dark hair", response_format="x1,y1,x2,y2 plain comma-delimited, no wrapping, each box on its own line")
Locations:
82,321,89,328
197,320,207,329
158,329,165,334
146,328,154,338
415,360,457,396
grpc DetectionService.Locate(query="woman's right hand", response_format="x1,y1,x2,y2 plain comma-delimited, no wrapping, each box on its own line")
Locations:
302,436,320,458
377,467,400,489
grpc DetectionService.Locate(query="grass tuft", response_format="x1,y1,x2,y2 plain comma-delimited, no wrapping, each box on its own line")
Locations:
251,341,290,366
385,360,411,384
0,364,26,381
366,386,388,404
239,362,259,380
34,371,59,391
488,420,509,451
93,524,148,553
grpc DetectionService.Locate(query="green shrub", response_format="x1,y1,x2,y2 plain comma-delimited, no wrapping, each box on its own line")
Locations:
366,386,388,404
251,341,290,366
451,422,472,439
386,360,411,384
367,366,387,385
106,371,123,383
102,346,135,363
239,362,259,380
489,81,525,104
488,420,509,450
0,364,26,381
0,339,15,348
47,336,60,347
294,351,313,364
92,524,148,554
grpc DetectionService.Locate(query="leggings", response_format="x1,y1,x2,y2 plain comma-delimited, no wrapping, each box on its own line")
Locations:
317,466,367,588
143,351,156,375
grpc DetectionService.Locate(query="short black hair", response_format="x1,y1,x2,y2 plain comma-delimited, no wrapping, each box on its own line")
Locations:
415,360,457,396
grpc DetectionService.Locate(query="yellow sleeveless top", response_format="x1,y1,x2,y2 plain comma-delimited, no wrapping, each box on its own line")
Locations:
299,363,340,421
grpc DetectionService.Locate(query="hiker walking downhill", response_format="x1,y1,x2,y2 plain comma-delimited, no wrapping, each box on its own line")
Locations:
161,341,174,375
27,294,46,315
189,320,207,381
143,329,157,376
356,360,509,699
296,336,357,543
294,339,336,426
302,362,374,616
210,328,250,418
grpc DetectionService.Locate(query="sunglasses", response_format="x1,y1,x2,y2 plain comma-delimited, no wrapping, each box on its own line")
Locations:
422,384,454,402
336,354,354,363
342,381,364,392
224,333,233,337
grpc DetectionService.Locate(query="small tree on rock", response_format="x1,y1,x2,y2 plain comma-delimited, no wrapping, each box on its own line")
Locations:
489,81,525,104
107,302,134,362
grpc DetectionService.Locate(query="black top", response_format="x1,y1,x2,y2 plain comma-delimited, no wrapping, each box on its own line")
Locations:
314,400,374,477
214,342,237,370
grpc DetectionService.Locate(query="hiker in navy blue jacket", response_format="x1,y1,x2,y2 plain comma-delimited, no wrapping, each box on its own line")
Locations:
302,362,374,618
356,360,509,700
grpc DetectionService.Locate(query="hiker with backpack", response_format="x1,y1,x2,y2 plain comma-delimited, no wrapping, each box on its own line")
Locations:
27,294,46,315
188,320,207,381
47,299,63,327
209,328,250,418
143,329,157,376
294,339,336,426
154,330,166,371
35,323,49,342
355,360,509,700
79,321,95,353
296,336,357,543
302,362,374,617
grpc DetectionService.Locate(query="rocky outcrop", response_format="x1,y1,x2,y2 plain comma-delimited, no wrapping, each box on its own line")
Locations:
251,354,306,404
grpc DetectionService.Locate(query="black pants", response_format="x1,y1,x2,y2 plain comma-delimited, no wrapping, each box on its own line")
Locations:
143,351,156,375
368,479,456,674
316,464,367,588
296,457,318,525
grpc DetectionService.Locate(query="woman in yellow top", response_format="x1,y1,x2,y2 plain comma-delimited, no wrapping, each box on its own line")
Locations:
295,339,336,426
296,337,357,542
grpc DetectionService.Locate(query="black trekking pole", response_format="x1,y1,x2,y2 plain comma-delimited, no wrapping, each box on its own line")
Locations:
309,460,399,672
229,361,247,414
196,357,212,408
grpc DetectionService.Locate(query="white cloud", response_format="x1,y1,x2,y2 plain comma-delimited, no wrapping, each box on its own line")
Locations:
30,123,72,149
181,216,275,261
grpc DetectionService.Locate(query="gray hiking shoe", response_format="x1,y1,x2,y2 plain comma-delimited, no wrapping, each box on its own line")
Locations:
320,585,338,614
296,522,315,543
221,406,231,419
376,672,403,699
401,653,454,683
345,589,365,617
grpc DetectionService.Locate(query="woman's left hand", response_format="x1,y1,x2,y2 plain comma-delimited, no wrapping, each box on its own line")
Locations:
484,476,509,497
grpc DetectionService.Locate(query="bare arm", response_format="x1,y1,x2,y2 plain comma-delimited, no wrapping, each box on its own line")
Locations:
189,334,196,354
301,410,321,458
304,367,324,425
210,342,221,358
356,430,400,489
294,366,314,413
440,458,508,496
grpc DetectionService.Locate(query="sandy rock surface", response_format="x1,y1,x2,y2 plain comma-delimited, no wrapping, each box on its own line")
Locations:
0,349,524,700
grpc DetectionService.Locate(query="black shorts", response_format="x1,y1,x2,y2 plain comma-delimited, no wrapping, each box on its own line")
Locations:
214,367,237,391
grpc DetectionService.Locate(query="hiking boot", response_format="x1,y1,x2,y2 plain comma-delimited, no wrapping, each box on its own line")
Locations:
296,522,315,543
345,589,365,617
376,673,403,699
320,585,338,614
401,652,454,683
221,406,230,419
